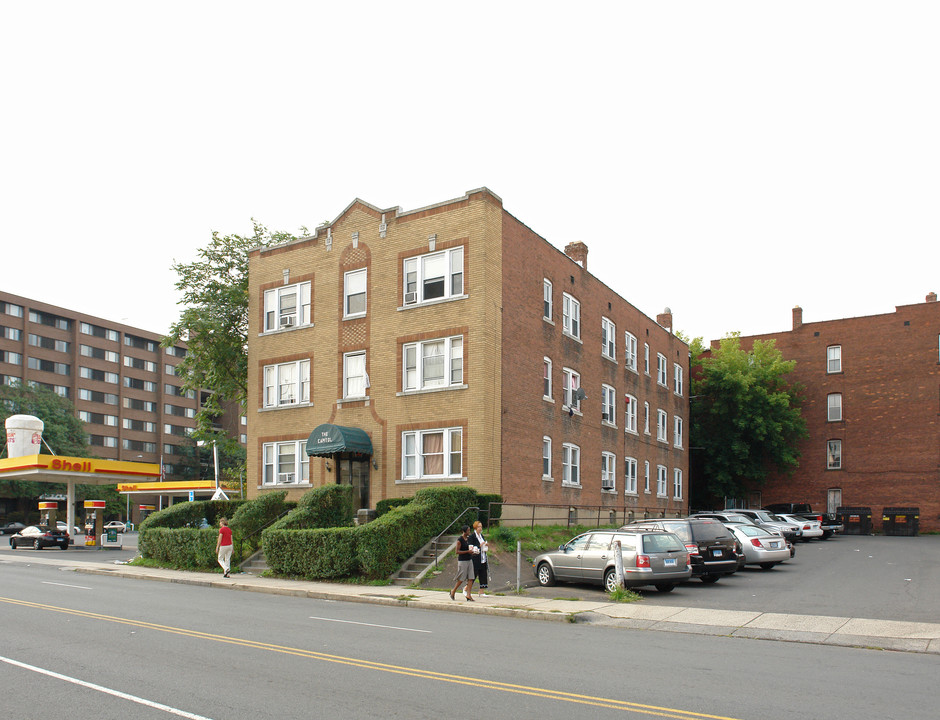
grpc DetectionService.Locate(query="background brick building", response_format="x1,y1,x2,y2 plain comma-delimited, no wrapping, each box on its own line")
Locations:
247,188,689,521
734,294,940,532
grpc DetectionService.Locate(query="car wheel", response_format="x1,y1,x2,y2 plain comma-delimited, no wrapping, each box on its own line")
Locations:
34,539,41,550
536,563,555,587
604,568,622,593
60,542,68,550
655,584,676,593
759,562,777,570
700,574,720,584
10,539,16,549
821,531,832,540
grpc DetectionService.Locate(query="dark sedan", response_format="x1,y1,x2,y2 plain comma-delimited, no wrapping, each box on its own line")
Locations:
1,522,26,535
9,525,70,550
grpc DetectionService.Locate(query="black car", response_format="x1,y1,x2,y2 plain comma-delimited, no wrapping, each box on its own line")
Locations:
9,525,70,550
621,518,738,583
1,522,26,535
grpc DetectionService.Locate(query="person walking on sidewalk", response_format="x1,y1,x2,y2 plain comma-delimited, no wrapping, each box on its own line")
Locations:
468,520,489,597
216,517,233,578
450,525,475,601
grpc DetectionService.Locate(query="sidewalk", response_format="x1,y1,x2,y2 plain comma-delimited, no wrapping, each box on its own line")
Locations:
10,554,939,655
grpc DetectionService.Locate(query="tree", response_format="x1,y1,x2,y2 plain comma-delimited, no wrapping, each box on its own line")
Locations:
689,334,807,504
163,219,308,437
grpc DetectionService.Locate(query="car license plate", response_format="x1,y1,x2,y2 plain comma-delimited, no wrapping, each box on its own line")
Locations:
770,542,780,548
712,549,722,557
664,558,677,567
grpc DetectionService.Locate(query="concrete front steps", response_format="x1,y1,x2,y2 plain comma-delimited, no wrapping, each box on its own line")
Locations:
389,534,459,586
240,549,269,574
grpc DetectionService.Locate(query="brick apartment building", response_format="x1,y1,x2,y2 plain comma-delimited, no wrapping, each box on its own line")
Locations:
734,294,940,532
0,291,246,495
247,188,689,521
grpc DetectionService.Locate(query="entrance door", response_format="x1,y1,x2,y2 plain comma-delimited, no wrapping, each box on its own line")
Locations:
827,488,842,515
336,455,370,512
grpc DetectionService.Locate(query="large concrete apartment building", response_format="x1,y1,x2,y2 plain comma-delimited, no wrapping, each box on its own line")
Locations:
734,294,940,532
247,188,690,521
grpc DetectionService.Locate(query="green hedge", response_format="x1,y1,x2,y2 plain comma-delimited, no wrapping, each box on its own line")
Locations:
229,490,293,556
138,499,244,531
138,527,221,569
270,485,354,530
375,497,412,518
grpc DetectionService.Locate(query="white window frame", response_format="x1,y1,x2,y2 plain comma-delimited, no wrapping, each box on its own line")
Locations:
542,436,552,479
657,464,668,498
624,394,637,434
543,357,552,400
644,402,651,435
657,353,667,386
601,384,616,425
644,344,650,375
674,416,683,448
543,279,552,320
624,332,638,372
343,269,367,319
601,317,616,360
562,443,581,487
403,336,463,392
644,461,651,494
400,427,463,482
562,293,581,340
343,351,368,399
673,468,683,500
601,452,616,492
827,345,842,374
562,367,581,413
674,363,683,396
828,393,842,422
403,246,464,306
264,281,311,332
263,359,310,408
262,440,310,486
624,457,638,495
657,409,668,442
827,439,842,470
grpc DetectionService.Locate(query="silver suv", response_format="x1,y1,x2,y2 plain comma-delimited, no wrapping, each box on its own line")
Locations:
532,529,692,593
725,509,801,541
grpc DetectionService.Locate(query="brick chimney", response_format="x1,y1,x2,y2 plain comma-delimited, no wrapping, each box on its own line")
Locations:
792,306,803,330
564,241,588,270
656,307,673,332
927,292,937,303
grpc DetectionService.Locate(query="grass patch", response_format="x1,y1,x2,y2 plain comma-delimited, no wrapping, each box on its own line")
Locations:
488,524,619,554
607,586,642,603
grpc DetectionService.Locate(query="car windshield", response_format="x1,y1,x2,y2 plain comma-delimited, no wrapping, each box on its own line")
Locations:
736,524,771,537
753,511,776,522
724,514,752,523
641,533,684,553
659,523,692,543
565,534,591,552
689,521,732,541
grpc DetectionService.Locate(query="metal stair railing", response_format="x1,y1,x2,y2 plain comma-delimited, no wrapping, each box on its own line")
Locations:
433,506,479,568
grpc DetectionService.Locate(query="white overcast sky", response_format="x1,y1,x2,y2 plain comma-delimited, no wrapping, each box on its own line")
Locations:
2,2,937,342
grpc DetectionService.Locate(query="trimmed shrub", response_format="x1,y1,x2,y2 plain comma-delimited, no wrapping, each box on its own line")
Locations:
477,493,503,525
229,491,292,555
264,526,358,579
270,485,354,530
139,527,219,569
375,497,412,518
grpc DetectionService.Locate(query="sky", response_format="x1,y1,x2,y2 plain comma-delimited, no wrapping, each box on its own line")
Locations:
2,2,937,343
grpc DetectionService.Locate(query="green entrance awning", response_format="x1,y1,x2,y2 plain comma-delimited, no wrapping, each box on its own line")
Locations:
306,423,373,457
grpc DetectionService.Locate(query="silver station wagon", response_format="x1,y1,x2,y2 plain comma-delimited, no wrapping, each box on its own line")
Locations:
532,529,692,593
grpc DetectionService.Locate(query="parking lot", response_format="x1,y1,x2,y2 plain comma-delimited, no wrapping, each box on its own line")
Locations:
474,534,940,623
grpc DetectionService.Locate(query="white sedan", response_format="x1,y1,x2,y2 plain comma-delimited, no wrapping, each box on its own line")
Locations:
103,521,127,533
778,514,823,541
725,523,791,569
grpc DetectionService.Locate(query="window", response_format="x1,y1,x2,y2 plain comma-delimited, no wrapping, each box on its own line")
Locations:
562,368,581,412
79,411,118,426
827,346,842,373
562,443,580,486
1,326,21,341
403,336,462,392
80,323,119,341
674,363,683,396
124,334,157,352
657,465,667,497
165,346,187,358
263,359,310,407
2,302,24,317
164,424,192,437
80,345,119,362
601,317,616,360
601,452,616,492
401,427,463,481
29,334,69,353
827,393,842,422
123,418,156,432
264,281,311,331
562,293,581,339
657,409,667,442
403,246,464,305
165,384,195,399
343,352,368,399
644,461,650,493
123,377,155,391
29,310,70,330
29,357,69,375
657,353,667,386
124,356,157,372
88,435,117,448
624,332,637,372
601,384,616,424
624,457,638,495
1,351,22,365
644,344,650,375
673,469,683,499
624,394,637,433
164,404,195,419
644,401,650,435
124,398,155,412
543,357,552,399
542,437,552,478
344,269,367,318
262,440,310,486
79,388,118,405
827,440,842,470
543,279,552,320
674,416,683,448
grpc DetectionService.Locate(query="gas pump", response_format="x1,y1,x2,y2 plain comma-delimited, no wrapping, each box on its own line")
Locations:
139,504,155,525
39,501,57,529
84,500,105,547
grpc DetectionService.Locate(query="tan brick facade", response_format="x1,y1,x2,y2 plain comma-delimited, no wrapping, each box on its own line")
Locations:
247,189,689,517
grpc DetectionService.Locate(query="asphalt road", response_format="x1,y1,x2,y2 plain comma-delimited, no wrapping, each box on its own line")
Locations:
1,561,938,720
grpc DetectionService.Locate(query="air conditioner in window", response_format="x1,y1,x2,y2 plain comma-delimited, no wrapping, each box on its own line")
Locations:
404,291,418,305
278,472,296,484
280,315,295,328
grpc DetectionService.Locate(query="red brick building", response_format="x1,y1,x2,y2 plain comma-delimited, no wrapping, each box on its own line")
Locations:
735,294,940,532
246,189,689,521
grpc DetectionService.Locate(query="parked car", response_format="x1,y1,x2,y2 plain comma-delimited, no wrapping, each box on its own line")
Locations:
724,509,802,542
9,525,70,550
1,521,26,535
103,521,127,533
56,521,82,537
621,518,738,583
777,513,823,541
762,502,843,538
724,523,791,569
532,529,692,592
